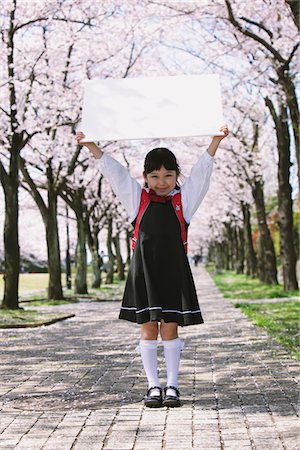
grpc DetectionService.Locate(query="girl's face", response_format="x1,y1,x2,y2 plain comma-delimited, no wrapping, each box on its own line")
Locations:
143,165,178,196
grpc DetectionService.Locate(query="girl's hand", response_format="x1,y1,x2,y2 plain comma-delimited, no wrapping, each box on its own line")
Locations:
214,124,229,141
75,131,93,145
207,125,229,156
76,131,103,159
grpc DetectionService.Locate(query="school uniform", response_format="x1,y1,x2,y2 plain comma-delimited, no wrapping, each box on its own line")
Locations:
99,151,214,327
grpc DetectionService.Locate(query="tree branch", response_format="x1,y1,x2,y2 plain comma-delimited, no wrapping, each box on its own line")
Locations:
225,0,286,63
240,16,273,39
19,156,48,223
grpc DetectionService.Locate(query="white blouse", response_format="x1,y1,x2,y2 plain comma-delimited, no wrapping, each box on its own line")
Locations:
98,151,214,223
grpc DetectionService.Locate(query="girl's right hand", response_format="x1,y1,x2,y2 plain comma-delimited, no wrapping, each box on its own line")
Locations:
76,131,93,145
76,131,103,159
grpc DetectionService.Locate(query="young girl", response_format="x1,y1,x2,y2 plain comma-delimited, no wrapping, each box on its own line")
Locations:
76,126,228,407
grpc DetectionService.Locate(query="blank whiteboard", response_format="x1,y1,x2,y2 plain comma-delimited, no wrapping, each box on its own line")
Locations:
80,74,224,141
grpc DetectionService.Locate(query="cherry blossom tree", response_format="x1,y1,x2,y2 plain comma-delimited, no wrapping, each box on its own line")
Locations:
1,0,298,310
0,0,66,309
0,0,173,307
223,0,299,289
85,176,110,288
228,108,278,284
155,0,298,289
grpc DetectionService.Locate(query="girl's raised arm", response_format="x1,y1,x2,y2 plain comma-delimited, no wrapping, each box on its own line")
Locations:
207,125,229,157
75,132,141,222
181,125,228,223
76,132,103,159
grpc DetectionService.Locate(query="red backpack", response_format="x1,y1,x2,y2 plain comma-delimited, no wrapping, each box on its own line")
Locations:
132,189,188,254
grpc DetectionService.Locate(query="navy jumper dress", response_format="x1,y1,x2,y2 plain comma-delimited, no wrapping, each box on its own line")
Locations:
119,191,204,326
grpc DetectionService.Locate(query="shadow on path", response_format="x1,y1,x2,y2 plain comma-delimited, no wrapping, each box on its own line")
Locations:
0,266,298,450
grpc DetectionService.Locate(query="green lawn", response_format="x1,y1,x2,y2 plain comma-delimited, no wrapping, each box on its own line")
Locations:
0,309,75,328
0,272,124,297
207,267,299,299
0,272,125,307
0,272,96,296
0,272,124,327
236,301,300,360
206,265,300,359
0,273,50,296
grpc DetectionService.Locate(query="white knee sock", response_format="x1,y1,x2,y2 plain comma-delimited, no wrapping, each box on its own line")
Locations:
163,338,182,396
139,339,161,396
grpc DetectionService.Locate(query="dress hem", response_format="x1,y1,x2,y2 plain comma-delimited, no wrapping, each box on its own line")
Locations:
118,309,204,327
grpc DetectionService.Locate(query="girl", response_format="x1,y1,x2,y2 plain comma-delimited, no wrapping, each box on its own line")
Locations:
76,126,228,407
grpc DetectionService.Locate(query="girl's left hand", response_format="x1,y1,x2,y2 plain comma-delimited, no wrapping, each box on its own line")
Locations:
217,124,229,140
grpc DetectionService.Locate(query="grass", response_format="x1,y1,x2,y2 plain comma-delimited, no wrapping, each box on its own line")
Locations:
206,266,299,299
0,273,49,296
0,272,125,297
21,298,78,306
0,309,75,328
0,271,125,327
206,265,300,359
236,301,300,360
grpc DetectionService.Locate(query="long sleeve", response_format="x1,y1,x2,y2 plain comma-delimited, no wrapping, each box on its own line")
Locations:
181,151,214,223
98,153,141,222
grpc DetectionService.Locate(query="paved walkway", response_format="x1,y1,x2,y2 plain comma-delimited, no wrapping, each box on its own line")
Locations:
0,267,299,450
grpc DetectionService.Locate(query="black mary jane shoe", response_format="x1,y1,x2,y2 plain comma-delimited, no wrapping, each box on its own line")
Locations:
163,386,181,407
144,386,163,408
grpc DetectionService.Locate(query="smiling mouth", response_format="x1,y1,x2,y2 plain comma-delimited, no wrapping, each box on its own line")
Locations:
157,189,169,195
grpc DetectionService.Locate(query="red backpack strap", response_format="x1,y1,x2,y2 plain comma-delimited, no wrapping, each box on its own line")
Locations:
132,190,188,254
171,192,188,254
132,189,150,251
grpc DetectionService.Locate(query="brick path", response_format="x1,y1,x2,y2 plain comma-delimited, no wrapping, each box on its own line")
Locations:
0,267,299,450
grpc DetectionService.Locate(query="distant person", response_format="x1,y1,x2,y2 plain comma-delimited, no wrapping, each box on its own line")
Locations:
76,125,228,408
193,254,201,267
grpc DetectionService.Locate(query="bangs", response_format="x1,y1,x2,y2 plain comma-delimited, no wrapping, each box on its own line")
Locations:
144,148,180,174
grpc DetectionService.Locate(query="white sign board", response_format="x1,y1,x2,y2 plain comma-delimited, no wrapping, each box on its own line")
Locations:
80,74,224,141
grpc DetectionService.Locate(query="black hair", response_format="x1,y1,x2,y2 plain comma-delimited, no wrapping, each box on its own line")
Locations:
143,147,181,189
144,147,180,175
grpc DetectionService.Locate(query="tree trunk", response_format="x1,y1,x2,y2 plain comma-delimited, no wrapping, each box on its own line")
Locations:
222,239,230,270
75,216,88,294
232,225,237,270
46,168,63,300
224,0,299,189
113,232,125,281
91,248,102,289
252,178,278,285
235,226,244,274
276,70,300,190
60,188,88,295
19,157,64,299
46,210,63,299
90,232,102,289
266,98,298,291
285,0,300,31
215,242,223,274
86,221,101,289
241,202,257,278
0,13,21,310
1,153,20,309
106,216,115,284
224,223,235,270
232,225,239,273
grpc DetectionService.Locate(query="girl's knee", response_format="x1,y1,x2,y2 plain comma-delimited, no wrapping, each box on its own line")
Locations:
140,321,159,340
160,321,178,340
